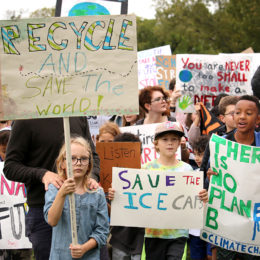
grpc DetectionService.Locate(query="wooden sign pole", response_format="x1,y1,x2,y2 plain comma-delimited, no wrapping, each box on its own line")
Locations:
63,117,78,245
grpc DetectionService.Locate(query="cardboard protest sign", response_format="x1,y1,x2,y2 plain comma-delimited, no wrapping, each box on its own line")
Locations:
96,142,141,192
0,163,31,249
155,55,176,90
111,167,203,228
138,45,171,89
201,135,260,256
120,124,181,165
241,47,254,54
0,15,138,120
176,54,253,112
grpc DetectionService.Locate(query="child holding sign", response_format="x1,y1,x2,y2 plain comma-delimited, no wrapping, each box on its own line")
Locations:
144,121,208,260
44,137,109,259
207,95,260,260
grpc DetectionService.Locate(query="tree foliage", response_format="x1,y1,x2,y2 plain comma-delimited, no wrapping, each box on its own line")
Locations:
4,9,24,20
137,0,260,53
29,7,55,18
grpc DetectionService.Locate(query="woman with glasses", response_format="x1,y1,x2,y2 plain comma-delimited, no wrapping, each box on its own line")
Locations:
136,86,176,125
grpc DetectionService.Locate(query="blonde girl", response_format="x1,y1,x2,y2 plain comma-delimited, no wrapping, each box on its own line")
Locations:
44,136,109,260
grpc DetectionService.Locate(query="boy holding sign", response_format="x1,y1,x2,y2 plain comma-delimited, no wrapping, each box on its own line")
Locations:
207,95,260,260
143,121,208,260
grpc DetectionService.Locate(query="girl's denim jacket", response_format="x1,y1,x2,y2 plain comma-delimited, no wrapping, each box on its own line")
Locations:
44,184,109,260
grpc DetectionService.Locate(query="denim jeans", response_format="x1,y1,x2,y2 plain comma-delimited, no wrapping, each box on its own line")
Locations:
25,207,52,260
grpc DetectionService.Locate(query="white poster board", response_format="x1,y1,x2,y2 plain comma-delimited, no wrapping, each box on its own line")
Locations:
0,163,31,249
138,45,171,89
176,54,253,112
201,135,260,256
0,15,138,120
111,167,204,229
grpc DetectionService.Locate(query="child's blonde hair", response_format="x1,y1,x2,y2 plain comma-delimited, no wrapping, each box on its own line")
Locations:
96,121,120,141
56,136,93,188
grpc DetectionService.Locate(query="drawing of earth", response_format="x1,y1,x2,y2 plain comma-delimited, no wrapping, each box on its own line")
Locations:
69,2,110,16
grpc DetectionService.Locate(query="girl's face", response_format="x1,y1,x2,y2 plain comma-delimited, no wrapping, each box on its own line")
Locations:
98,132,114,142
124,115,138,123
63,143,90,180
155,133,181,158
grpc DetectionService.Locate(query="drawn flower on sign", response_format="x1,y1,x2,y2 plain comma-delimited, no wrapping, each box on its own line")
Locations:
19,65,23,72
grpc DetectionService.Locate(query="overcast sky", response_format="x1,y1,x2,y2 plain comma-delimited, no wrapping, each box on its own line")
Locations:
0,0,157,20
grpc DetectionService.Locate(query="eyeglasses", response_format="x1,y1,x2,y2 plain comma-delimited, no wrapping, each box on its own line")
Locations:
64,156,90,166
224,111,235,116
151,96,169,103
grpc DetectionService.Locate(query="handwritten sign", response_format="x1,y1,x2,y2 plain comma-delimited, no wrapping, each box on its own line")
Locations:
87,115,111,144
138,45,171,89
111,167,203,228
0,163,31,249
0,15,138,120
96,142,141,192
176,54,253,112
155,55,176,90
201,135,260,256
120,124,181,165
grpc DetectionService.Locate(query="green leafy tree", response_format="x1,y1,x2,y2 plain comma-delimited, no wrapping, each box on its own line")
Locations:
5,9,24,20
137,17,161,50
29,7,55,18
137,0,260,53
153,0,217,53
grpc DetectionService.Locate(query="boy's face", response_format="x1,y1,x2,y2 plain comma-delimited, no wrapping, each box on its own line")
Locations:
234,100,260,134
193,150,203,168
98,132,114,142
220,104,236,132
155,133,181,158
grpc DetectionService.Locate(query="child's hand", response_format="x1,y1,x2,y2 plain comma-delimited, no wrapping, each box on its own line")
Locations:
108,188,115,201
59,178,75,197
69,244,85,258
171,89,181,106
207,168,218,181
199,189,208,203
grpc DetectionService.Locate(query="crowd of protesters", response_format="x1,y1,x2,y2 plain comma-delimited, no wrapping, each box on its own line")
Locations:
1,66,260,260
